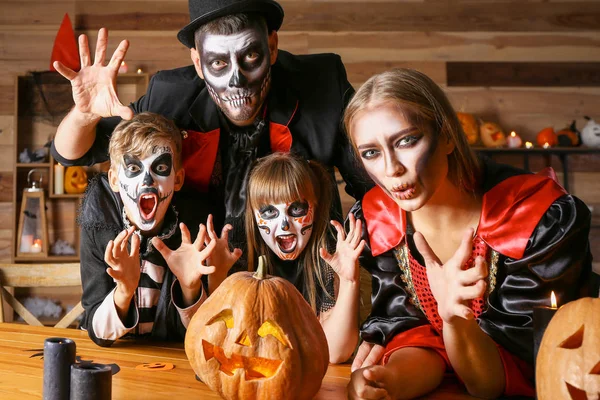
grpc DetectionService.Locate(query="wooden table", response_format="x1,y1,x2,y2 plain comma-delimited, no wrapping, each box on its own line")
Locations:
0,323,477,399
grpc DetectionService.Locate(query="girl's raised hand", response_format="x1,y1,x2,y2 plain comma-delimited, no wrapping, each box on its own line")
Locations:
204,214,242,277
320,213,365,284
413,228,488,325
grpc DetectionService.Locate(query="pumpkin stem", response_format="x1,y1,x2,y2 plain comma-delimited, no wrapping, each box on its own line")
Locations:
254,255,267,280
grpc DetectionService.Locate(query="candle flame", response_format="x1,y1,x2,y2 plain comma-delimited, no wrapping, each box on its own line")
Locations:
510,131,516,137
551,291,557,309
525,141,533,149
137,68,143,74
543,142,551,149
121,61,126,66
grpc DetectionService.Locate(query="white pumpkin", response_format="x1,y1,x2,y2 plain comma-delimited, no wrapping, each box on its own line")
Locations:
581,117,600,147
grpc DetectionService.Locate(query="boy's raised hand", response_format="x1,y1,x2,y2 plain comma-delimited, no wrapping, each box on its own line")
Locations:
53,27,133,121
152,223,217,305
104,226,141,298
320,213,365,284
205,214,242,292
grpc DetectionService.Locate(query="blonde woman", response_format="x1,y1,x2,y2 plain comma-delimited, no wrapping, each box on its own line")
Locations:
343,69,594,399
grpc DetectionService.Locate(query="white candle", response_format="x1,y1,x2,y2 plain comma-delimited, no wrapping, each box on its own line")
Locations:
20,234,33,253
54,163,64,195
30,239,42,253
506,131,523,148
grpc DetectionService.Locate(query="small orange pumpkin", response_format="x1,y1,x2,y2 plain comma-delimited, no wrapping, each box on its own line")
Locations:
480,122,506,148
536,297,600,399
536,127,558,148
457,112,479,145
185,257,329,400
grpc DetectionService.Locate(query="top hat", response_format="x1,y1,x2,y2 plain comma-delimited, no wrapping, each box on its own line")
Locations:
177,0,284,49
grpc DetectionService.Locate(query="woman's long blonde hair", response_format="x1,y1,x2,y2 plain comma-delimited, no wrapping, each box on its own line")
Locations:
245,153,333,313
343,68,481,192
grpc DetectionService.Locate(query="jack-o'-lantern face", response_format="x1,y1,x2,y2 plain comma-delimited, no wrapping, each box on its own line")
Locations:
185,260,329,400
201,308,292,380
64,166,88,194
480,122,507,148
537,298,600,400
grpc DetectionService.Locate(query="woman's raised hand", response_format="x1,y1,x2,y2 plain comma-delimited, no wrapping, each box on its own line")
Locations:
320,213,365,284
413,228,488,325
53,28,133,121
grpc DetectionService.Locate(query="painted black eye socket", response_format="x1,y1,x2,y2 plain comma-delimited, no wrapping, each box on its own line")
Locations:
287,201,309,218
259,205,279,220
123,155,144,178
559,324,584,349
151,153,173,177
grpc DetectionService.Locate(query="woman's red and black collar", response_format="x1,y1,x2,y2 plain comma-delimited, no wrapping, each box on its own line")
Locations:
362,172,566,259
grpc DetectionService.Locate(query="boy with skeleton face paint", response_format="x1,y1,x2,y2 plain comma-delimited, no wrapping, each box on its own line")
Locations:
51,0,373,276
242,153,364,363
78,113,240,347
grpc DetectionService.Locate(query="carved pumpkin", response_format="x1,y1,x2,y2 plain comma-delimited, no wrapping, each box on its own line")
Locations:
557,121,580,147
581,117,600,148
536,297,600,400
480,122,506,148
536,127,558,148
457,112,479,145
64,167,88,194
185,257,329,400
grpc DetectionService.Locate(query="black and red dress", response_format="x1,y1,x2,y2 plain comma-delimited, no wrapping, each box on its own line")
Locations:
352,158,596,397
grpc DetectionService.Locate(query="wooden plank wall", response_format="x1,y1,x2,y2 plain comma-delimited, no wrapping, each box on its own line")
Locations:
1,0,599,264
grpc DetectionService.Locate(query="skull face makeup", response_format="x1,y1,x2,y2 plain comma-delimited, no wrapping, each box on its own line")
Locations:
199,27,272,126
255,200,314,260
116,144,176,234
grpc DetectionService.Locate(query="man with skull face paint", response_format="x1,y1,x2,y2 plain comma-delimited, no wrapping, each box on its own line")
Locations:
51,0,372,272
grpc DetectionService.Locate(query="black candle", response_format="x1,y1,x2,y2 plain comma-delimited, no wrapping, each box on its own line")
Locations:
43,337,76,400
533,291,558,368
70,363,112,400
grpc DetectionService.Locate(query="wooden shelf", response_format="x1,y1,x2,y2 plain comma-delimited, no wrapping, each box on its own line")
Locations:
16,163,50,168
48,193,84,199
14,255,79,263
473,146,600,192
473,146,600,154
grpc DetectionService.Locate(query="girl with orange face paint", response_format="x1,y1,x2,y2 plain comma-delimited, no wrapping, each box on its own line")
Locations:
343,69,595,400
242,152,364,364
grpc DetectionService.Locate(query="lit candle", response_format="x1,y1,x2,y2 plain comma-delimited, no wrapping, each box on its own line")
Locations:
533,291,558,368
30,239,43,253
54,163,64,195
136,68,143,74
543,142,551,149
118,61,128,74
525,141,534,149
506,131,523,148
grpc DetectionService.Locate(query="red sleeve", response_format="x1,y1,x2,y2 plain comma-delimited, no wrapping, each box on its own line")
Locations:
381,325,535,397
